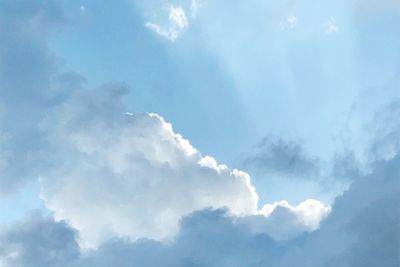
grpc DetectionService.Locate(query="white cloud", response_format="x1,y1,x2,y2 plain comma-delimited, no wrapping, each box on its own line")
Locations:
39,87,258,249
287,16,299,29
280,15,299,31
146,5,189,41
239,199,331,241
324,17,339,34
36,86,331,249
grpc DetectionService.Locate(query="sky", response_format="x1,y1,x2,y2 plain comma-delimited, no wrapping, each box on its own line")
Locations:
0,0,399,266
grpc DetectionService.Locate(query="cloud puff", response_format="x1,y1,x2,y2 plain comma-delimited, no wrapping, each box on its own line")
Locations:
254,199,331,241
369,100,400,161
0,212,79,267
145,5,188,41
139,0,201,41
280,15,299,30
39,85,259,248
323,17,339,34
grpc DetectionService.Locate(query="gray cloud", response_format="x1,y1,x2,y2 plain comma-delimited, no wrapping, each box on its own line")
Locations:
369,99,400,161
0,0,76,195
74,209,282,267
75,153,400,266
244,136,320,179
0,212,79,267
1,156,398,267
281,155,400,267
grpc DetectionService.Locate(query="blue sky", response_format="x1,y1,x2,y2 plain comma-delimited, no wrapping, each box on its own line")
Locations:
0,0,399,266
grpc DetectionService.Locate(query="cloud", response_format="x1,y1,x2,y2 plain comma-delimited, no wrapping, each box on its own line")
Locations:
0,1,398,266
323,17,339,34
278,155,400,267
252,199,331,241
139,0,202,41
72,209,281,267
1,156,398,267
280,15,299,30
0,207,323,267
38,85,259,248
244,136,320,180
216,199,332,244
338,99,400,170
0,212,79,267
0,0,74,195
35,83,331,249
145,5,189,41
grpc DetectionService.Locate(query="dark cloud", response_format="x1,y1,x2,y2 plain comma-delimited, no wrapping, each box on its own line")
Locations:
244,136,320,179
74,209,282,267
281,154,400,267
0,212,79,267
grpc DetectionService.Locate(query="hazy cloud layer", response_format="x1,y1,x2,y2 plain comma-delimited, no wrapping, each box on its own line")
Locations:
0,0,66,194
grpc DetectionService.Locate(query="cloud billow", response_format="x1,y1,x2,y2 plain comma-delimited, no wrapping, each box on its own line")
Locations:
38,85,259,248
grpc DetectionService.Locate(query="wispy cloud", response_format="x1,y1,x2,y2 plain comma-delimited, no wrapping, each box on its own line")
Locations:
324,16,339,34
280,15,299,30
145,5,189,41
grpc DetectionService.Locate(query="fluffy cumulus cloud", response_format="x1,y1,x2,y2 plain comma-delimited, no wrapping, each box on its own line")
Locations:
252,199,331,241
38,85,259,248
38,85,330,248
